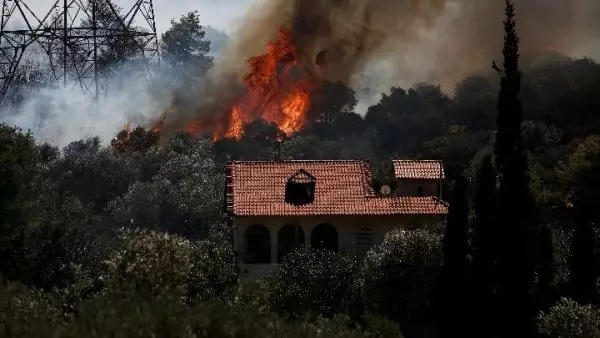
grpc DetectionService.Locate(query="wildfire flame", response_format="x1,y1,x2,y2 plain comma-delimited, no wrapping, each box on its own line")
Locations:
112,120,133,150
184,28,318,141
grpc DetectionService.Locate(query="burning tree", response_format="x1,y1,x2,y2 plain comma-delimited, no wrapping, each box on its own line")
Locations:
175,28,321,141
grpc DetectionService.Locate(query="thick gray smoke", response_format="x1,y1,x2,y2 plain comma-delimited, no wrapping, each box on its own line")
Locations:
4,0,600,145
0,60,170,147
160,0,600,133
0,23,227,147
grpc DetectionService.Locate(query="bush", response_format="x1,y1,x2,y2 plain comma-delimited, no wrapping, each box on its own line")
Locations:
103,228,237,303
0,279,403,338
233,278,270,310
538,298,600,338
188,228,239,302
103,228,195,300
361,228,442,337
266,248,361,319
63,298,403,338
0,281,63,336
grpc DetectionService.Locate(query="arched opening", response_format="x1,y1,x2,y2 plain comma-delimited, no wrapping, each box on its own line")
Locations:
311,223,338,252
244,224,271,264
278,224,305,263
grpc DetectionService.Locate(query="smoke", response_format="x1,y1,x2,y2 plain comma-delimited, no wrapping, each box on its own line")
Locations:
0,59,169,148
161,0,600,131
4,0,599,144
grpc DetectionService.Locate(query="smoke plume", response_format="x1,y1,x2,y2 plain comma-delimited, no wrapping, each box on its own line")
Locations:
0,56,170,147
160,0,600,133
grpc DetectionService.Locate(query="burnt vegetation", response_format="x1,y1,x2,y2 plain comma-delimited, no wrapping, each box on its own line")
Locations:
2,2,600,337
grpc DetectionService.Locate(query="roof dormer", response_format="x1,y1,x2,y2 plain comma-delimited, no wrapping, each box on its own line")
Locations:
285,169,316,206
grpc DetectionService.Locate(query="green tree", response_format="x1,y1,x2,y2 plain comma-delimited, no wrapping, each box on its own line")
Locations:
471,154,499,336
102,228,236,304
538,298,600,338
453,75,497,131
49,138,139,214
537,223,557,308
161,11,213,84
559,135,600,222
492,1,537,335
88,0,142,72
266,248,360,319
362,228,442,338
0,125,40,281
111,126,159,153
569,220,597,304
304,81,360,139
364,85,448,156
437,174,471,337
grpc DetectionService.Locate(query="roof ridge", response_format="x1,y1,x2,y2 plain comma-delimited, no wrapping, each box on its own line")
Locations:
228,159,368,164
364,195,445,200
359,160,376,196
432,196,450,206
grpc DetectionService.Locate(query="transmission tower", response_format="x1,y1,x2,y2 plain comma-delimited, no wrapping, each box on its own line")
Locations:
0,0,160,106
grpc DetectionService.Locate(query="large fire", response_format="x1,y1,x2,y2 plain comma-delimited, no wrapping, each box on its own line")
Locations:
181,28,318,141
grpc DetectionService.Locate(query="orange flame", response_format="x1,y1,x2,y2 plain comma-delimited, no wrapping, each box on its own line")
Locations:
114,121,132,141
185,28,318,141
151,113,166,133
123,121,132,133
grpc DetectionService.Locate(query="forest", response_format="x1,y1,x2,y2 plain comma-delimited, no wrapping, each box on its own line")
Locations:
2,1,600,337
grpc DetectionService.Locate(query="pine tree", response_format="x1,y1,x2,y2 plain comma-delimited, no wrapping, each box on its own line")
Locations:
472,154,498,336
493,1,537,335
438,174,471,337
570,220,596,303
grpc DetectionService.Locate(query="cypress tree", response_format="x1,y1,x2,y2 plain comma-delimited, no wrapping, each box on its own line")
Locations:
438,174,471,337
493,1,536,335
472,154,498,337
537,223,556,309
570,220,596,303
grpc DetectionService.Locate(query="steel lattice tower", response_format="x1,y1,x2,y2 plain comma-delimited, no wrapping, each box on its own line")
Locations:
0,0,160,105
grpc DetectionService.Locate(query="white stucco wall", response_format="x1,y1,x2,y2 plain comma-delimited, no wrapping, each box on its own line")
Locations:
234,214,444,280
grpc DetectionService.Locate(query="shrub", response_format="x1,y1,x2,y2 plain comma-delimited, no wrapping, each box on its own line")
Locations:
103,228,237,303
103,228,195,300
266,248,361,319
62,297,403,338
0,281,403,338
233,278,270,311
361,228,442,337
188,228,239,302
538,298,600,338
0,281,62,336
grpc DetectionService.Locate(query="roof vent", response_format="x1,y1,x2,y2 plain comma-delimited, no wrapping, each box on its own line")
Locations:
285,169,316,206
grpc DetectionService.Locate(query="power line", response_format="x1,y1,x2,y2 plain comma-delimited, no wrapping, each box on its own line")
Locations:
0,0,160,106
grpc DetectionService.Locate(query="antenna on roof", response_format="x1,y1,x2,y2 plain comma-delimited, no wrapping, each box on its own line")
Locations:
380,185,391,196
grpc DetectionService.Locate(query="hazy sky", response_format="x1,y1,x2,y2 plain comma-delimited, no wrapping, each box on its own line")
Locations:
16,0,256,34
151,0,256,34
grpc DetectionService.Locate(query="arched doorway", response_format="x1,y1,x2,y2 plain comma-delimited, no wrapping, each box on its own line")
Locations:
244,224,271,264
278,224,305,263
311,223,338,252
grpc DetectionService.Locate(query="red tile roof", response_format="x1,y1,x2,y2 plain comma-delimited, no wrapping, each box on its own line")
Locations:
226,160,448,216
393,160,445,180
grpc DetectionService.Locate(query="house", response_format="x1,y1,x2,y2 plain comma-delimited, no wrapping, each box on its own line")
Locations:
225,160,448,279
392,160,445,197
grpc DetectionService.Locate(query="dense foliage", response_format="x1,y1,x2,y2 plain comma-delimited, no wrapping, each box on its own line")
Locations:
2,1,600,337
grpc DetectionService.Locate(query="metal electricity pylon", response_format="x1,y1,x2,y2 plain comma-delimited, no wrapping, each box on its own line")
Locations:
0,0,160,106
